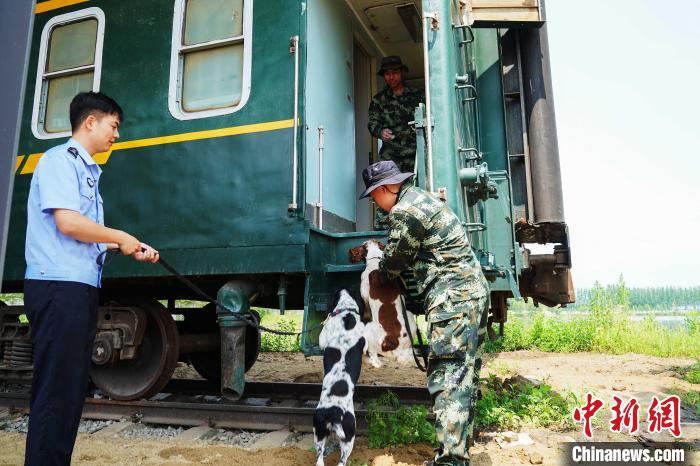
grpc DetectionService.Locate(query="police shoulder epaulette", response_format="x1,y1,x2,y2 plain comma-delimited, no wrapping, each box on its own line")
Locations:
67,147,79,158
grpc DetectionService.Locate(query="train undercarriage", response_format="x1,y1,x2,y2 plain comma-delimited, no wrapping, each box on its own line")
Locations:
0,288,265,400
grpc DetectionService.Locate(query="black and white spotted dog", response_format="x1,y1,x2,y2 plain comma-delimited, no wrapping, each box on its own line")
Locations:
314,289,367,466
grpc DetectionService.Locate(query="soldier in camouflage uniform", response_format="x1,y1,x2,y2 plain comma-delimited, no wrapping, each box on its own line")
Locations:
368,56,424,230
360,161,489,466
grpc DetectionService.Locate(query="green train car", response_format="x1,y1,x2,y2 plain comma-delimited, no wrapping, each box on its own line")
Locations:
1,0,573,400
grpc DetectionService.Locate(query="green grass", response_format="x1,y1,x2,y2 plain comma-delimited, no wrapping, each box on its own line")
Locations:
476,375,579,431
365,391,437,448
668,389,700,417
364,378,579,448
675,361,700,385
685,369,700,384
485,310,700,359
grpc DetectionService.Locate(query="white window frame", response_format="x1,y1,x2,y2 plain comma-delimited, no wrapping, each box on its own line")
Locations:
31,7,106,140
168,0,253,120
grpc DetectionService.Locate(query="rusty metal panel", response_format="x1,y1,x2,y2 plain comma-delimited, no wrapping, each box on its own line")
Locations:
467,0,543,27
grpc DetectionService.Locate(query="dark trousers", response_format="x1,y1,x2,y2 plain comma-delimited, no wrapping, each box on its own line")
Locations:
23,279,98,466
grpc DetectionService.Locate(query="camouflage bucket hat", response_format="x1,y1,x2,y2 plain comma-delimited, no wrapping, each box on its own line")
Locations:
377,56,409,76
360,160,414,199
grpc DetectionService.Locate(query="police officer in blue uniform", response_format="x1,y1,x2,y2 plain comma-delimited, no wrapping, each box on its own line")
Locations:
24,92,159,465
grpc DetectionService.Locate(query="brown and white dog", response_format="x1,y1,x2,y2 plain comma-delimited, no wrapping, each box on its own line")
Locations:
349,240,417,368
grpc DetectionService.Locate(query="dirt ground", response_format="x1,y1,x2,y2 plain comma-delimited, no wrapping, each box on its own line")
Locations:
1,351,698,465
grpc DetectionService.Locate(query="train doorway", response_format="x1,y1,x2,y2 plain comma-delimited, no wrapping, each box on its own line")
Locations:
349,0,426,232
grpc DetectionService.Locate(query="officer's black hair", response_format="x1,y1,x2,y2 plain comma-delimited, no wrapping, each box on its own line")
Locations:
69,91,124,132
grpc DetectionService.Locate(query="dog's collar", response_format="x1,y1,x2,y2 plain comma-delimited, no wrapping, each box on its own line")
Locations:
329,307,360,318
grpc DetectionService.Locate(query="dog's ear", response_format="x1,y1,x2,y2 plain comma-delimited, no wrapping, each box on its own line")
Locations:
348,288,364,314
377,241,386,251
348,244,367,263
328,289,342,313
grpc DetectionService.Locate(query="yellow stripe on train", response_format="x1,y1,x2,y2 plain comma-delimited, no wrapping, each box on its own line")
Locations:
19,118,296,174
35,0,91,14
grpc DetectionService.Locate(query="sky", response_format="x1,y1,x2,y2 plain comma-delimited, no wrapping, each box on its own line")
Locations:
544,0,700,287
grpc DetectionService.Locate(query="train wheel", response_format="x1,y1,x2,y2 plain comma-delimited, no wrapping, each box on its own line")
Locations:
90,299,179,400
187,306,261,381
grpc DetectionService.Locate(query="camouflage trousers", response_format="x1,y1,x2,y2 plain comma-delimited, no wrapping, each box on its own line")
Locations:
427,295,488,466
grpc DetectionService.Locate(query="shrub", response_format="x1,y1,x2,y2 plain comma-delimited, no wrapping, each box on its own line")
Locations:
485,319,531,353
476,375,578,430
365,392,437,448
260,318,300,352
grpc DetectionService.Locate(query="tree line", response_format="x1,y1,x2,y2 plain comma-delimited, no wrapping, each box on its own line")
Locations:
570,276,700,311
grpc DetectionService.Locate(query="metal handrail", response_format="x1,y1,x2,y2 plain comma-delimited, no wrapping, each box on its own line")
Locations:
453,24,474,45
422,12,437,192
456,83,478,102
289,36,300,212
316,126,324,229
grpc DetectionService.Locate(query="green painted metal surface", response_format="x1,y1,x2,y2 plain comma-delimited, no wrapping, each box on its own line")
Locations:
5,0,307,284
474,28,508,172
482,172,519,295
421,0,463,218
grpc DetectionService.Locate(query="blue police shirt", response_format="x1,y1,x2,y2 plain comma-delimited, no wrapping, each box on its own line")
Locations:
25,138,105,287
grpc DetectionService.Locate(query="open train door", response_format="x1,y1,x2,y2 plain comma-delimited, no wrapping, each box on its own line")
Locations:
0,1,35,287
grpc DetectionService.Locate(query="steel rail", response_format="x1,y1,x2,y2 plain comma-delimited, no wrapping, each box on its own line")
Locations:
0,381,431,434
163,379,431,404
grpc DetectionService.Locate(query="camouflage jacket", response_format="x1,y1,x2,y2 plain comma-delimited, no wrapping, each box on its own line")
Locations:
379,182,489,312
367,85,424,173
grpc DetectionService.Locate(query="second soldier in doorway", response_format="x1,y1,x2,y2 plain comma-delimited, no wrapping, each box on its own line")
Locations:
367,56,424,228
368,56,424,173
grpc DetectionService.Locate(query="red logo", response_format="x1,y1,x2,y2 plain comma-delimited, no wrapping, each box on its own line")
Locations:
573,393,682,438
647,395,682,437
610,396,640,434
573,393,604,438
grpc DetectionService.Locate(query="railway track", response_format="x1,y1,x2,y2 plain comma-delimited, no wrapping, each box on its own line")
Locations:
0,379,432,433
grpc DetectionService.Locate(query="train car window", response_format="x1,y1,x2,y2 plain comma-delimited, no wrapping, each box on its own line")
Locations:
47,20,98,72
169,0,252,119
182,45,244,112
184,0,243,45
45,73,94,133
31,8,105,140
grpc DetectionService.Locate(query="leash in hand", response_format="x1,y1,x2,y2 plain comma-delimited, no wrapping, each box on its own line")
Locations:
95,248,322,338
400,295,429,372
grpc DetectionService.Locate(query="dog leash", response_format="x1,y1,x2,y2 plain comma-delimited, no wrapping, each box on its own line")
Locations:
400,295,429,372
95,249,322,338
